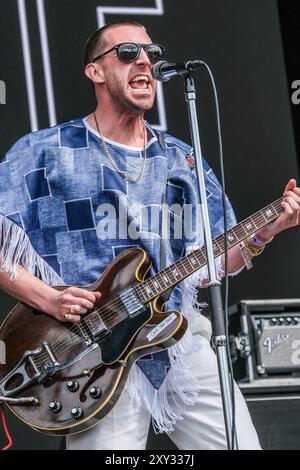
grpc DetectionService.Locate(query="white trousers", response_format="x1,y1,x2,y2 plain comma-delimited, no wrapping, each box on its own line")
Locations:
66,318,261,450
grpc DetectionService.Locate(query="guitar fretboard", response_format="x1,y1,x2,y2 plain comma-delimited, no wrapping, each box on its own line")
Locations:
135,197,283,303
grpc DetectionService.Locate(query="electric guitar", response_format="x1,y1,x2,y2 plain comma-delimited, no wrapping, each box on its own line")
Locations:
0,197,283,436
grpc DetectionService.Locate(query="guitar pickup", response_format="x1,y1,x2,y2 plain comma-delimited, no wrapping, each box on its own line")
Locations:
84,311,111,342
119,288,146,319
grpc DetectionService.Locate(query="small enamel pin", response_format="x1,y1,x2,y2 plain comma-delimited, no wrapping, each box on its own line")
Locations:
186,154,195,168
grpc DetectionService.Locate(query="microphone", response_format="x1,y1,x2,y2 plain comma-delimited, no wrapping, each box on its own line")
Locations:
151,60,204,82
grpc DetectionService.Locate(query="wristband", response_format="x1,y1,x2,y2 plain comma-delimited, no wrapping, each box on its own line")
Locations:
250,233,274,247
239,241,253,270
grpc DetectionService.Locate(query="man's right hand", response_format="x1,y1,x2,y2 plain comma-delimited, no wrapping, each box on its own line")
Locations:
48,287,102,323
0,260,102,324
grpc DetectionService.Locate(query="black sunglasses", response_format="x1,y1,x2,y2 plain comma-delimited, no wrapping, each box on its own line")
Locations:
92,42,165,64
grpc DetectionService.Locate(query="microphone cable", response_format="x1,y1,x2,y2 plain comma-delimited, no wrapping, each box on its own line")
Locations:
197,61,238,450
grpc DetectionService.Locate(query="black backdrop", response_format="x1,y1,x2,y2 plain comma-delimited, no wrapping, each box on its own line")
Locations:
0,0,300,450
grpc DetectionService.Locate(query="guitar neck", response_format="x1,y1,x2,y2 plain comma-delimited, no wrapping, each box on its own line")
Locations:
137,197,283,303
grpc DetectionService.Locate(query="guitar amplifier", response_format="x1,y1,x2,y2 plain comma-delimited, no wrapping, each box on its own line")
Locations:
252,314,300,374
228,300,300,387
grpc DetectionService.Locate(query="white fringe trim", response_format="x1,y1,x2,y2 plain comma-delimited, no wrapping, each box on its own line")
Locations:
126,253,227,433
180,254,224,321
127,328,201,434
0,214,64,285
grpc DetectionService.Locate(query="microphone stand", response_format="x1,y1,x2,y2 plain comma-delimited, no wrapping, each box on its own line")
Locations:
183,73,237,450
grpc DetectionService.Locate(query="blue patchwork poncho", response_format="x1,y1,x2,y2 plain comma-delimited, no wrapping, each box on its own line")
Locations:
0,117,236,432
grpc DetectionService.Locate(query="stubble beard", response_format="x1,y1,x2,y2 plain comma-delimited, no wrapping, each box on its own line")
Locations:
106,78,156,116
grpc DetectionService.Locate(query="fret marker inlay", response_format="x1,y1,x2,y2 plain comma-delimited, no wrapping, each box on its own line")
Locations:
265,209,273,218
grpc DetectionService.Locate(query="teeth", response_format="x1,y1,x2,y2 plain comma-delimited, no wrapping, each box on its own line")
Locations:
131,75,149,82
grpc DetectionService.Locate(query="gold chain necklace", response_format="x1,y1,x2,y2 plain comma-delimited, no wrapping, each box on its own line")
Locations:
93,112,147,184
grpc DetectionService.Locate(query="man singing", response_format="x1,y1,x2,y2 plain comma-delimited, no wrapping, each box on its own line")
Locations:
1,20,300,450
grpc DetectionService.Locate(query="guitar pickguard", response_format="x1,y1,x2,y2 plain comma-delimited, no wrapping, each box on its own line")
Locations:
98,303,153,364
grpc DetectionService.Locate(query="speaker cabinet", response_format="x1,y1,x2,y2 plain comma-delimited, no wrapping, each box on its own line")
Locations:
243,392,300,450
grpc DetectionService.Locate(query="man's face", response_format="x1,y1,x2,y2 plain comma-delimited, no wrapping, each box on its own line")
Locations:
96,25,158,114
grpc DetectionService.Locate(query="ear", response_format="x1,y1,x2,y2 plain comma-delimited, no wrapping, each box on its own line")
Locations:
85,63,105,84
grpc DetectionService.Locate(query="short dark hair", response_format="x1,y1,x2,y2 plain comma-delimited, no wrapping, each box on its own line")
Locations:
84,20,146,66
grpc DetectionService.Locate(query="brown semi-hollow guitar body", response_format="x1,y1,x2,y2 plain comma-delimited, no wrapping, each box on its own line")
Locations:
0,248,187,436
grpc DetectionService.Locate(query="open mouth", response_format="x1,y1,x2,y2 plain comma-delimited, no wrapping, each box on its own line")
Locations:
129,75,151,91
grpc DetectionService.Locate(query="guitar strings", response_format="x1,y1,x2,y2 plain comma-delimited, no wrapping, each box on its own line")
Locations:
34,208,283,368
35,248,201,361
33,199,283,368
54,197,283,335
35,251,200,363
32,236,250,367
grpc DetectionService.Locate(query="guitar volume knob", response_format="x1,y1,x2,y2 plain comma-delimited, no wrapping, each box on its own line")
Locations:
71,406,84,420
89,386,102,399
49,400,62,413
67,380,79,392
